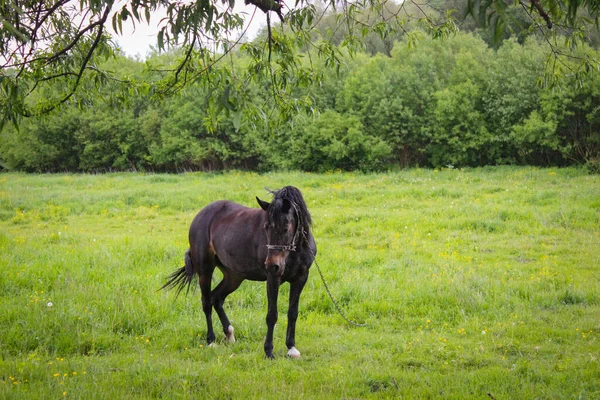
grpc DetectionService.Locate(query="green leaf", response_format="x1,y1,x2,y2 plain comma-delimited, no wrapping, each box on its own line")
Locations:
232,111,242,131
131,5,140,21
1,20,30,43
157,29,165,50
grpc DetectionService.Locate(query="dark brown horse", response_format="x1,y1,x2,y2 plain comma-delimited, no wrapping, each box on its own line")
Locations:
162,186,316,359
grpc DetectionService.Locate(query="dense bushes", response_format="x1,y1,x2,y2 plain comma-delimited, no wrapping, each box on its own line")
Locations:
1,32,599,172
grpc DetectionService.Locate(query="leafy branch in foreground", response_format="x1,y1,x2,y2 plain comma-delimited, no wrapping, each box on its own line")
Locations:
1,0,599,130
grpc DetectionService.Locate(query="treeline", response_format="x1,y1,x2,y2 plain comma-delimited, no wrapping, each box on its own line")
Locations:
1,32,599,172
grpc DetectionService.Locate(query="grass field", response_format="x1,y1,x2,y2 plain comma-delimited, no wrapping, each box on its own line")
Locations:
1,167,599,399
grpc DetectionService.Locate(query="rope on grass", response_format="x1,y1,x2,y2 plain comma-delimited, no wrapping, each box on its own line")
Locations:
313,257,367,327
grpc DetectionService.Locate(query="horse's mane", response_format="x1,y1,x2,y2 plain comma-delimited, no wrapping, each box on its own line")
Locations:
268,186,312,238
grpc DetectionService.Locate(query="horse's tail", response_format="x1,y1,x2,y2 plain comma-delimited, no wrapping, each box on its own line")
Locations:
160,250,195,297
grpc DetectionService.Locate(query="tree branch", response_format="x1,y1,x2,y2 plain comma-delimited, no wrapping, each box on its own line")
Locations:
37,3,112,114
245,0,284,22
530,0,552,29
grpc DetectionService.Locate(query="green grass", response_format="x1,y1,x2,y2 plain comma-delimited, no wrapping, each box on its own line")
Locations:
1,167,599,398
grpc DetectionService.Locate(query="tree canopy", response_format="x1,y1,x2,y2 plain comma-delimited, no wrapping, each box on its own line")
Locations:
1,0,599,129
2,31,599,172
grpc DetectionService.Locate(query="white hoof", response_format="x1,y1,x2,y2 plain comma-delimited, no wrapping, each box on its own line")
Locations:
208,342,217,348
287,347,301,359
226,325,236,344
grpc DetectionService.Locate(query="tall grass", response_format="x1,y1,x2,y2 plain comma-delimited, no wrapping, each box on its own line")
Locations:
1,167,599,398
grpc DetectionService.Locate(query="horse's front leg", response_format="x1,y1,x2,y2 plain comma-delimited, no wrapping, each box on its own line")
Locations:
264,274,280,359
286,274,308,359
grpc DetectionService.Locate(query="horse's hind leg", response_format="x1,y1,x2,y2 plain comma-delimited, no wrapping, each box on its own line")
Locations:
211,273,243,343
197,261,217,345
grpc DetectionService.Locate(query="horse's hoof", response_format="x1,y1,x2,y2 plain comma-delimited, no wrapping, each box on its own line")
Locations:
208,342,217,348
226,325,235,344
287,347,301,359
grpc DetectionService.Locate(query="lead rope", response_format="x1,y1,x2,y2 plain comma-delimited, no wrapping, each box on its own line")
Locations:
288,199,366,327
311,250,367,327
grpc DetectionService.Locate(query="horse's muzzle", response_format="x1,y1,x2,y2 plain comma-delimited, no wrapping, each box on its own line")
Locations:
265,252,287,276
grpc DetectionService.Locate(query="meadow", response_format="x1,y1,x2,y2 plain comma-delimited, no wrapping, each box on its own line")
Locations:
0,167,599,399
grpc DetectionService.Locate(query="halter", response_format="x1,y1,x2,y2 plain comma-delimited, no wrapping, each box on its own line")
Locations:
265,201,302,252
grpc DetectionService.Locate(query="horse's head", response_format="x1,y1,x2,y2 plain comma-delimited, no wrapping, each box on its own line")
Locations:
257,186,311,276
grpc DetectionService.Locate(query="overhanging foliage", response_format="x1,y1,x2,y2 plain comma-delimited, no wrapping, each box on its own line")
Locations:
1,0,599,129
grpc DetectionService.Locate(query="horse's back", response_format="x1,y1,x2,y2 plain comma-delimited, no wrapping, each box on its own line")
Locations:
189,200,267,279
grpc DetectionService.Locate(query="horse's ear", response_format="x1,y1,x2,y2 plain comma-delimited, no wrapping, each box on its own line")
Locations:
256,197,270,211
